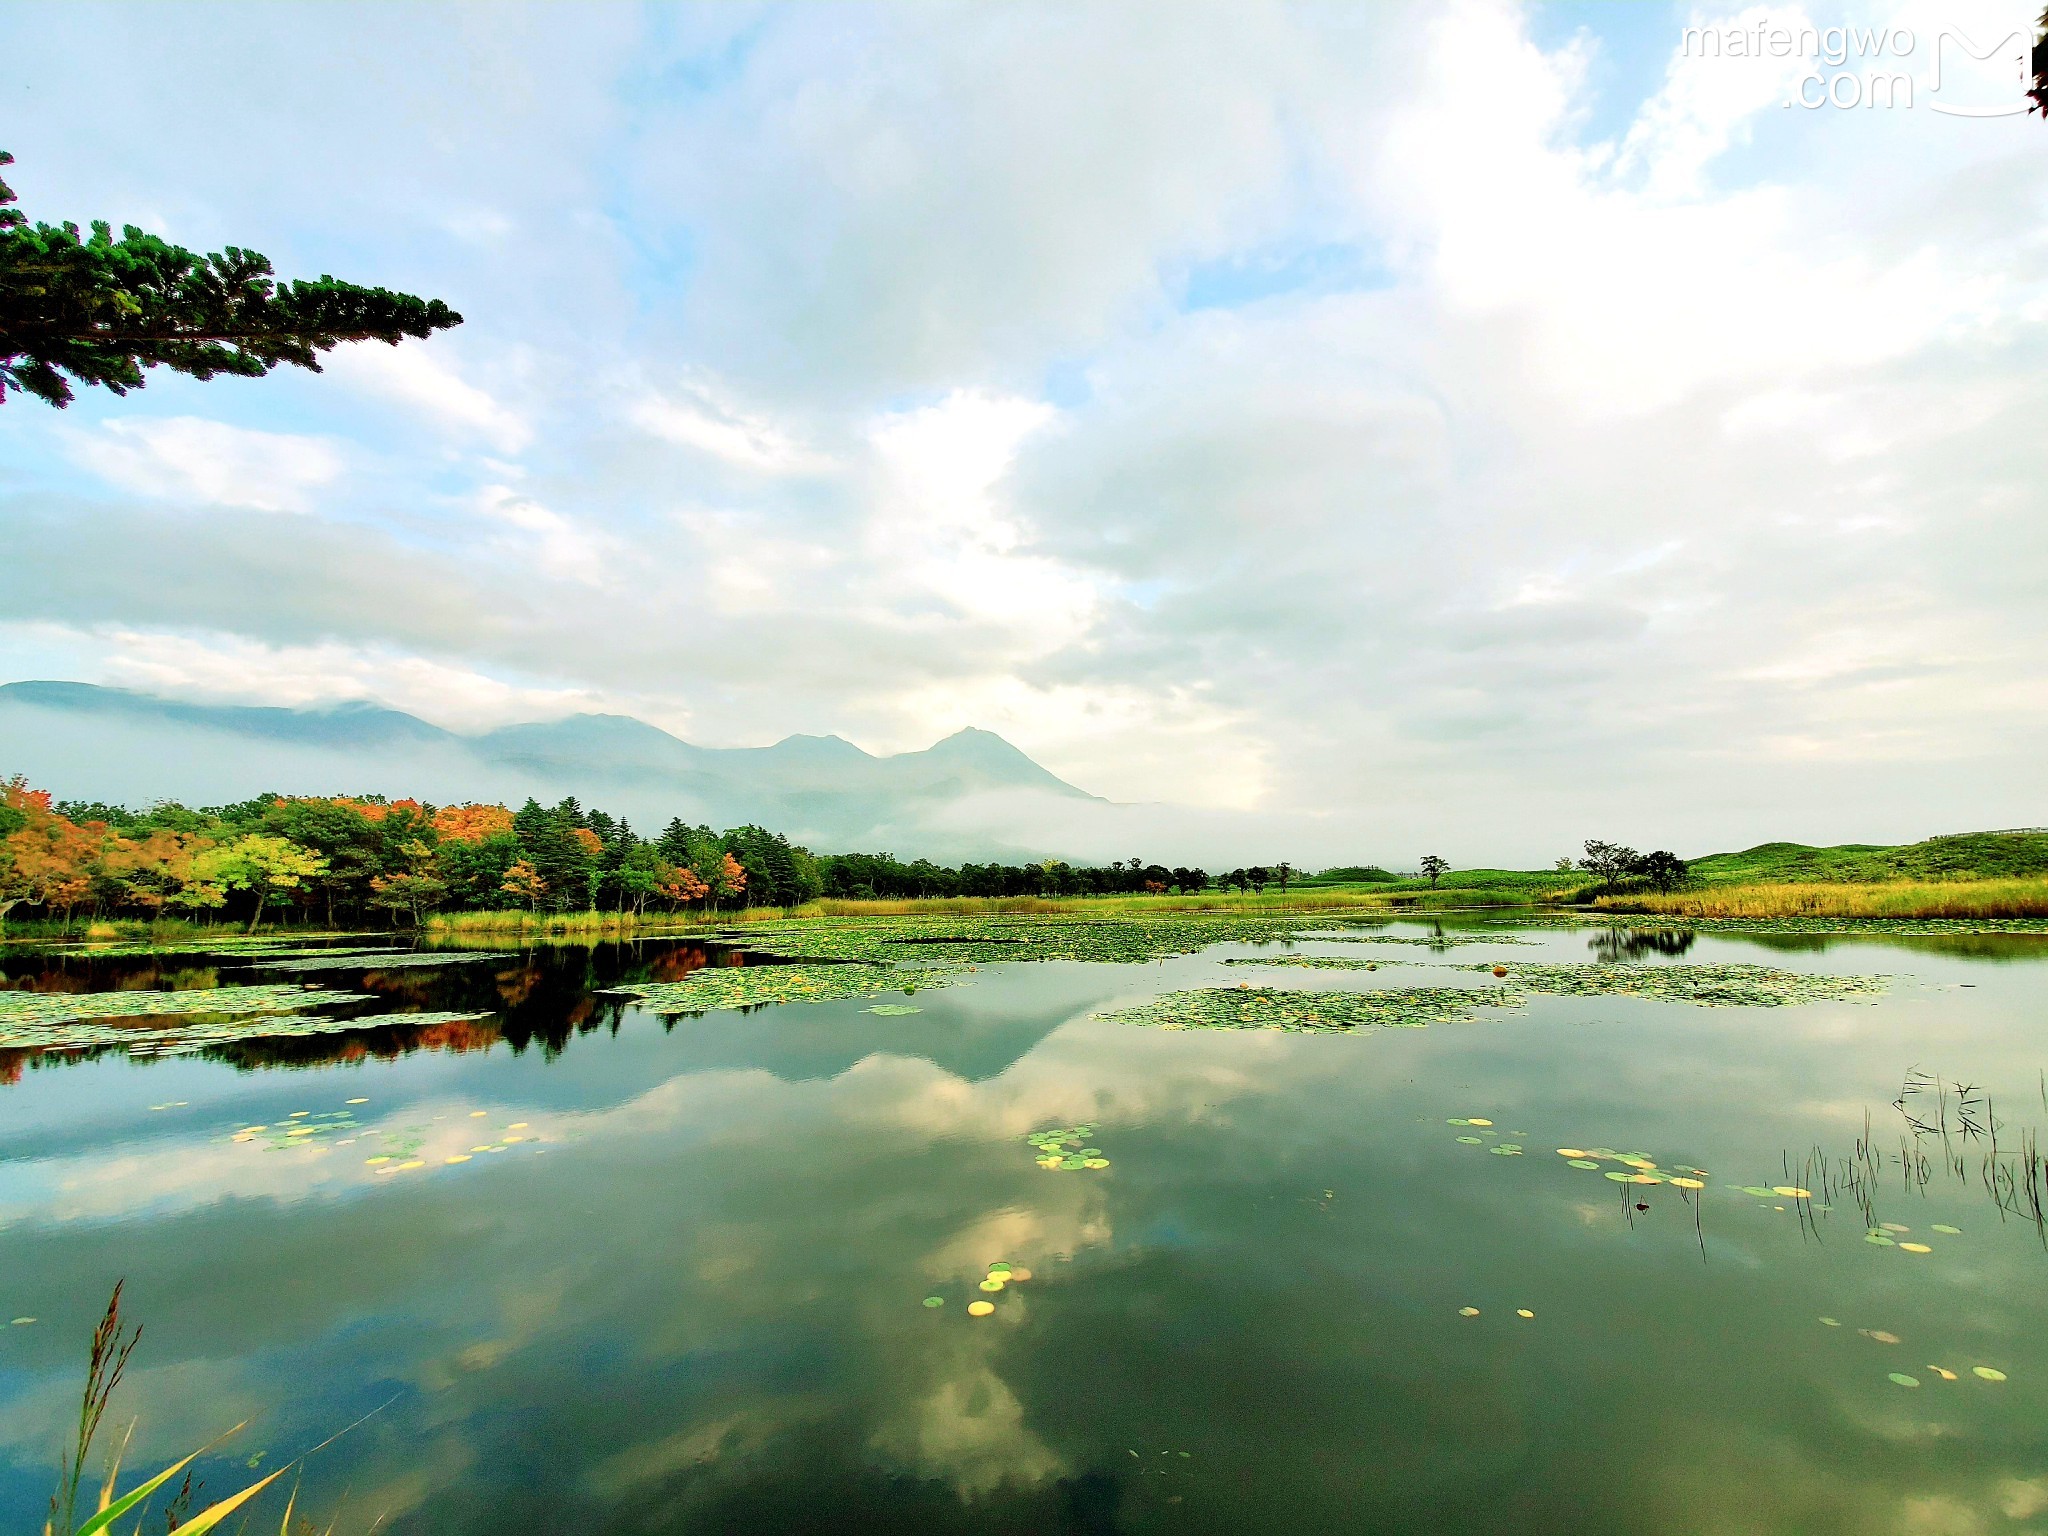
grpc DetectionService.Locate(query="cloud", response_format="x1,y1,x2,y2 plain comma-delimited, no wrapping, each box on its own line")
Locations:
325,340,532,453
631,379,830,472
2,0,2045,860
65,416,344,512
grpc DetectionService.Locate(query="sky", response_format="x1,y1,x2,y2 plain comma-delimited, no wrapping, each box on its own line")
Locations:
1,0,2044,865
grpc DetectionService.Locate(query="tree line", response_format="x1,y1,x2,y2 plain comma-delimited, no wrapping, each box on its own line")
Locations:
0,776,1291,930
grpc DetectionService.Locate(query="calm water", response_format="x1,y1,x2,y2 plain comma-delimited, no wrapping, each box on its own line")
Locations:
3,919,2045,1534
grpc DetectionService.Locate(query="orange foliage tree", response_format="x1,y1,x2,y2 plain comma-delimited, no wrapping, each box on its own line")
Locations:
431,803,514,844
500,859,546,911
0,776,101,927
709,852,747,910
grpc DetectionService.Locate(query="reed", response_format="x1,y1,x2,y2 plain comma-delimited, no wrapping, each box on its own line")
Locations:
45,1285,368,1536
1591,877,2048,921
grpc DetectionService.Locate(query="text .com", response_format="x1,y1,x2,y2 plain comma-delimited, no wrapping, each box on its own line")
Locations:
1682,21,2034,115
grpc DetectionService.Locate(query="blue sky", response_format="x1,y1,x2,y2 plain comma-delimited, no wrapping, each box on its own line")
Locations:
1,0,2043,863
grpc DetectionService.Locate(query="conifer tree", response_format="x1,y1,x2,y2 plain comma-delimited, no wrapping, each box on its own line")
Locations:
0,151,461,406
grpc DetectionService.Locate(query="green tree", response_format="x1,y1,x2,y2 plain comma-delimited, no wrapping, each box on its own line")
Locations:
1418,854,1450,888
1577,839,1639,894
0,151,461,407
368,869,449,927
191,833,328,932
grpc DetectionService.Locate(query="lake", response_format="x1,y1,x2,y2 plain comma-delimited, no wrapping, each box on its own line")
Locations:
2,915,2043,1534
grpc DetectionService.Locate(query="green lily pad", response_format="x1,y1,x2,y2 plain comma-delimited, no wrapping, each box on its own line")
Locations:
1972,1367,2007,1382
864,1004,924,1015
1568,1159,1601,1169
922,1296,945,1308
1865,1234,1896,1246
1888,1373,1920,1388
1456,1135,1484,1145
1931,1224,1961,1235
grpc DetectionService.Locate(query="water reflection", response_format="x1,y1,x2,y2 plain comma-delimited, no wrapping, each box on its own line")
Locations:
1585,925,1696,962
2,923,2046,1534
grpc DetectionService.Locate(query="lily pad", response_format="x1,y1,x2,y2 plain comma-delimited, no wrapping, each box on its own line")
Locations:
1930,1224,1962,1235
864,1005,924,1015
922,1296,945,1309
1095,985,1522,1034
1972,1367,2007,1382
968,1301,995,1317
1887,1372,1920,1388
1568,1159,1601,1169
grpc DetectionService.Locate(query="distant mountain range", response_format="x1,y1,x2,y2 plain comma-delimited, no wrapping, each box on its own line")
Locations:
0,681,1105,859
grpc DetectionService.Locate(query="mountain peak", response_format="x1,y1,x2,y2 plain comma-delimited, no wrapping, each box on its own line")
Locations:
0,681,1102,851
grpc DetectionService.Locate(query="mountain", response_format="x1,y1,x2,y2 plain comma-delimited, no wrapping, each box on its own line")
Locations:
0,681,1104,859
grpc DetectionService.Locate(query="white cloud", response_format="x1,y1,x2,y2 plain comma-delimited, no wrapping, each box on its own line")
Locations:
78,626,639,734
325,340,530,452
631,380,830,472
472,484,613,586
67,416,344,512
7,0,2048,858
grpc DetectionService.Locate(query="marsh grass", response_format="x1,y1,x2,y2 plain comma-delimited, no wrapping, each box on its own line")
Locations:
41,1285,359,1536
1593,877,2048,921
426,888,1528,938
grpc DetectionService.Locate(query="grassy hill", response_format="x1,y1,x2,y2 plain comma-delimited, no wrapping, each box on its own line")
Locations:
1296,830,2048,917
1688,831,2048,885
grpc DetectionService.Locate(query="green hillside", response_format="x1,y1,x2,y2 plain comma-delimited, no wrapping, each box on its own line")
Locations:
1689,831,2048,885
1302,830,2048,905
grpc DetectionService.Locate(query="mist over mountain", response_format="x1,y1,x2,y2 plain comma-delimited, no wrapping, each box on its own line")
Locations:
0,681,1115,861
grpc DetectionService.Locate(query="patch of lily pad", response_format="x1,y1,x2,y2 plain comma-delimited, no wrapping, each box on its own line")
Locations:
716,912,1426,971
1318,933,1536,947
0,984,367,1048
1093,985,1522,1033
606,962,968,1014
1029,1125,1109,1170
1223,956,1888,1007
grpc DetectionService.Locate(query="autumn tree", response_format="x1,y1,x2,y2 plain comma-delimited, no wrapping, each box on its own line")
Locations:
0,152,461,407
0,778,100,928
500,860,546,912
657,861,710,913
708,852,748,911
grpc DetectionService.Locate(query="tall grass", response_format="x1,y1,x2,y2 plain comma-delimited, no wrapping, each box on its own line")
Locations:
43,1285,333,1536
1593,877,2048,920
425,887,1543,936
0,916,343,947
